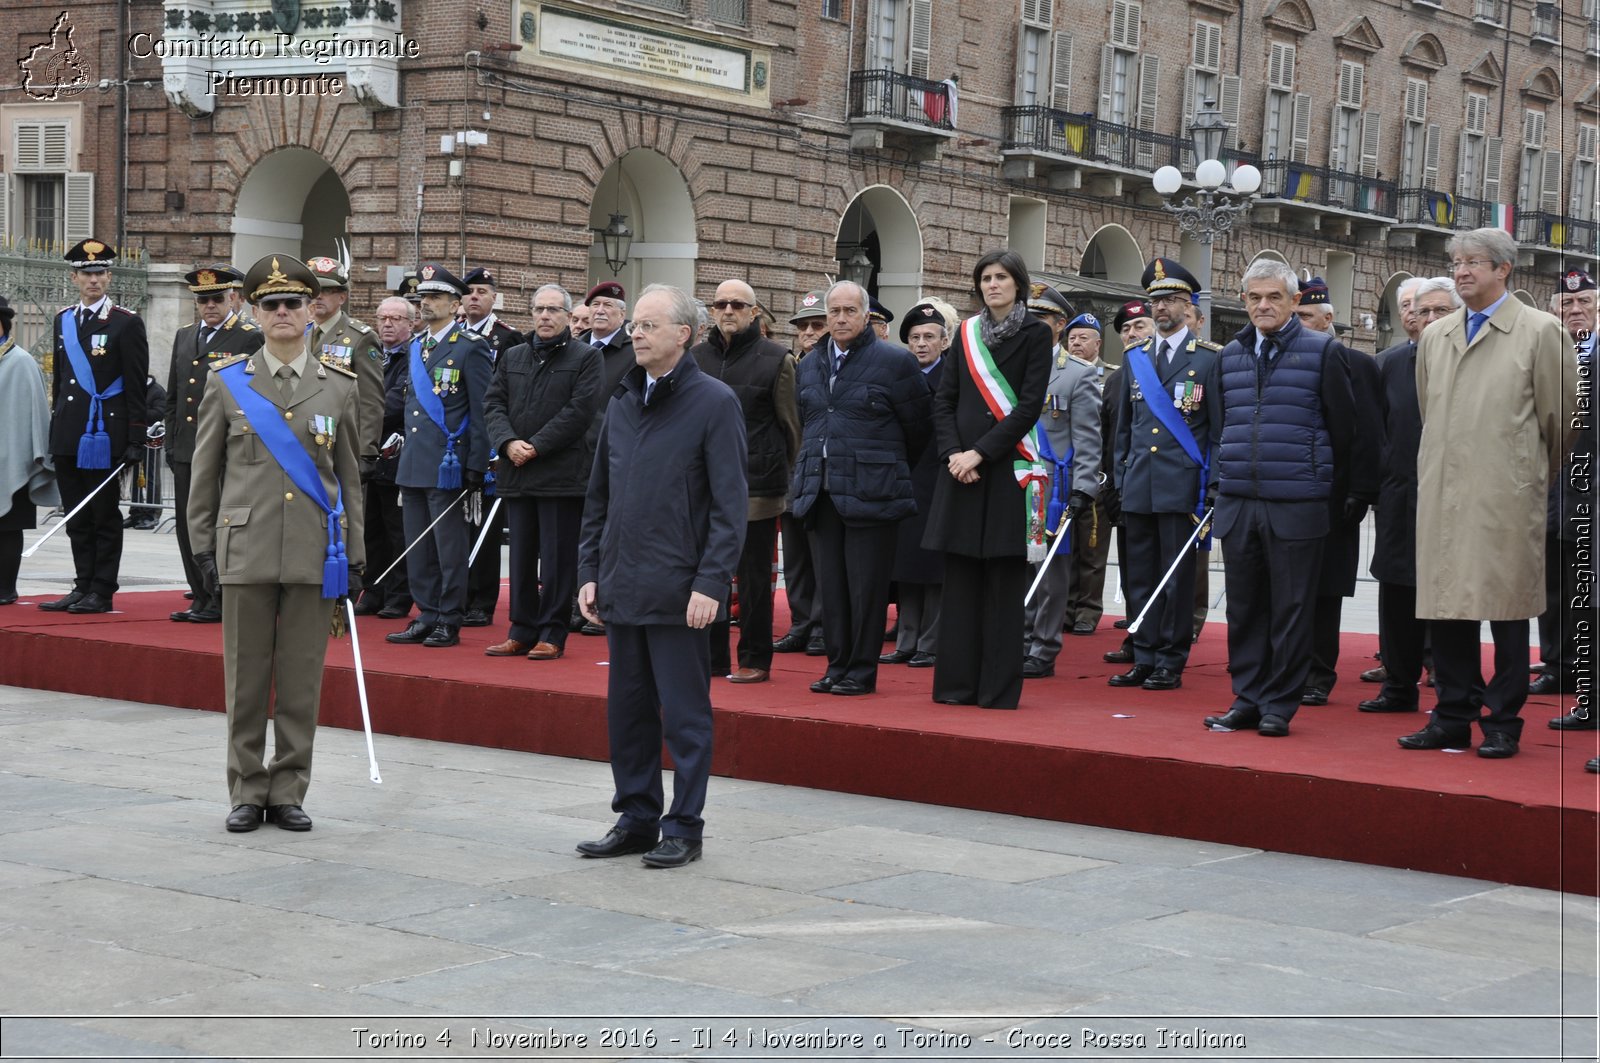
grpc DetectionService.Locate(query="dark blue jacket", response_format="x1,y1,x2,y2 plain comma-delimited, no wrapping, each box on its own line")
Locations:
577,353,748,626
1214,316,1355,540
791,326,934,524
393,325,494,488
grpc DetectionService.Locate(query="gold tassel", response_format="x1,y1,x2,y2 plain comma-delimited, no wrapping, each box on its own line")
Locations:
1089,500,1099,550
329,600,348,639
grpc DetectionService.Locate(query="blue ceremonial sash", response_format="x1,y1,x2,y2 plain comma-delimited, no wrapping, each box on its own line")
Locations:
216,361,348,598
59,309,124,469
1035,424,1074,549
409,336,468,489
1126,341,1211,546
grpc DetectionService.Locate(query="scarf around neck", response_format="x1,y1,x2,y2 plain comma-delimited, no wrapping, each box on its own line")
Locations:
980,302,1029,348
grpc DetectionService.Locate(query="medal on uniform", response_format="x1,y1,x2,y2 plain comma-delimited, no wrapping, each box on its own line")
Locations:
91,334,107,357
312,414,335,449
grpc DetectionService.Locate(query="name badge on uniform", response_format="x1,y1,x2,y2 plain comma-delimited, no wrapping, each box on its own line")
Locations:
311,414,336,450
91,335,108,357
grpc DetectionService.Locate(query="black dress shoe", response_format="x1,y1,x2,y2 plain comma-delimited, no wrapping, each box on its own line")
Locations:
266,804,313,831
39,590,85,612
67,592,112,614
1477,732,1519,758
642,836,702,868
187,609,221,624
1398,725,1471,750
1549,709,1599,730
1587,757,1600,774
1358,695,1418,713
169,609,193,622
580,621,606,636
0,593,17,606
1204,707,1261,732
576,827,659,858
353,597,383,616
809,676,836,693
376,604,410,620
1103,647,1134,664
423,624,460,647
805,636,827,656
879,649,915,664
1257,714,1290,737
461,609,492,628
907,652,936,668
1142,667,1182,691
1071,621,1097,636
1022,656,1055,679
1529,673,1570,696
1108,664,1155,687
773,633,809,653
1300,686,1330,706
1113,617,1130,629
1360,665,1387,683
386,619,431,644
830,678,872,696
225,804,262,833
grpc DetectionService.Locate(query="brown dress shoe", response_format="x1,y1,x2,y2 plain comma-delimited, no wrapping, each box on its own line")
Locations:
728,667,769,684
527,641,564,660
485,638,530,657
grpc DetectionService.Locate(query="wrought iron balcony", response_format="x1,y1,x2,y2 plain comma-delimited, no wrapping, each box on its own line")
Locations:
1387,189,1498,250
1249,160,1396,238
848,69,956,156
1517,211,1600,258
1001,106,1192,173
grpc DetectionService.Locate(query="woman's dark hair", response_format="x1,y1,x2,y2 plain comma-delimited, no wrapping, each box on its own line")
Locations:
971,248,1031,305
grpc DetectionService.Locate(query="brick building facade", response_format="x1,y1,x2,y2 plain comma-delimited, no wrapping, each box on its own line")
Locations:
1,0,1596,374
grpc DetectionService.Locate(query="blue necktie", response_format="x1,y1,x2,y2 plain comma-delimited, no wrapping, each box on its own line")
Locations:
1466,311,1488,344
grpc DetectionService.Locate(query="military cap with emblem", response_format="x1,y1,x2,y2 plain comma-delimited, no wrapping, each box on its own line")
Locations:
899,300,950,344
185,265,246,294
1065,312,1102,338
1563,269,1598,293
65,238,116,272
415,263,468,297
585,281,625,306
394,272,422,303
1141,257,1201,298
1025,282,1074,319
868,296,895,324
462,267,498,289
789,290,827,324
242,254,319,304
1297,276,1331,305
307,255,350,291
1112,299,1154,333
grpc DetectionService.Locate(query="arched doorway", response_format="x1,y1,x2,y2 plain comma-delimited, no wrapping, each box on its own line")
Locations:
1377,271,1415,350
836,186,923,322
1079,224,1143,285
588,149,696,298
232,147,351,267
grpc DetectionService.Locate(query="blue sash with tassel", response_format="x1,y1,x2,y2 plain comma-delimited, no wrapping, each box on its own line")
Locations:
1035,424,1074,552
409,336,468,489
1126,341,1212,548
59,309,124,469
216,361,348,598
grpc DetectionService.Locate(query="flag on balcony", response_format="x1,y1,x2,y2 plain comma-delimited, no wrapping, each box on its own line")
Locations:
1490,203,1515,234
1284,167,1313,200
913,78,958,127
1546,217,1567,245
1425,191,1455,226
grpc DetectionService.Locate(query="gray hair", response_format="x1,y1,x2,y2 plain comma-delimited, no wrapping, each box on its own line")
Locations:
1240,258,1299,298
825,279,869,310
1447,227,1518,269
376,295,415,320
1415,276,1462,307
1397,276,1423,303
638,283,700,332
533,283,572,312
693,298,710,334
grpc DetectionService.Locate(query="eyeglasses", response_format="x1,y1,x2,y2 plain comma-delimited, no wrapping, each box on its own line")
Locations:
258,297,307,311
532,305,569,315
630,320,681,336
1414,305,1455,318
1448,258,1494,271
194,294,227,305
712,299,752,311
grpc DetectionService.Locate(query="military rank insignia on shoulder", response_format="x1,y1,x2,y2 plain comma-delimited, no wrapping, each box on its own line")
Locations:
212,353,250,371
1196,338,1223,351
239,321,258,332
111,304,139,318
323,360,357,379
348,319,373,335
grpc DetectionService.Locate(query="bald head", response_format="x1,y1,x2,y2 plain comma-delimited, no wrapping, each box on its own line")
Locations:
712,278,759,341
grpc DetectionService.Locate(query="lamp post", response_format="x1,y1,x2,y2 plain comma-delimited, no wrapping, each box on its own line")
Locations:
1150,102,1261,327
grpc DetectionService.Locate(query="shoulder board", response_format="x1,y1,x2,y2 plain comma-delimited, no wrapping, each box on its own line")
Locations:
239,322,258,332
347,319,373,335
111,304,140,316
324,361,358,379
1195,339,1223,351
211,354,249,371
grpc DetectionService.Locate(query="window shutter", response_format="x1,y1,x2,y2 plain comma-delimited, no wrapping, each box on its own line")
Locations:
1193,21,1221,72
1021,0,1050,27
1329,103,1345,170
1268,42,1295,91
1110,0,1140,49
63,172,94,244
1423,123,1441,188
1135,53,1160,168
1580,124,1599,161
13,121,70,173
1483,136,1504,201
1291,92,1311,163
1050,31,1073,109
1219,74,1241,149
0,174,10,244
1457,132,1471,193
1541,150,1564,212
1098,43,1116,120
1404,79,1427,123
907,0,932,79
1182,67,1197,129
1523,110,1545,149
1466,93,1487,135
1360,111,1382,177
1574,157,1597,217
1336,62,1364,110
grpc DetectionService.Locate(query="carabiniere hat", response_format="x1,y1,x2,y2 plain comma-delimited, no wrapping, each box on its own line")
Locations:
242,254,319,305
1025,282,1074,318
185,265,245,294
463,266,498,289
415,263,468,297
65,238,115,273
790,290,827,324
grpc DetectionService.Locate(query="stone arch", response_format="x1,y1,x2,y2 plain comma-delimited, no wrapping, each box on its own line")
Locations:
1522,65,1561,103
1249,248,1290,266
1377,270,1418,350
1400,32,1447,72
588,147,697,296
231,146,351,268
1079,223,1143,286
1263,0,1316,35
836,184,924,323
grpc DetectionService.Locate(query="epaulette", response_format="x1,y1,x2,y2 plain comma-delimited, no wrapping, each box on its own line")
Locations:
238,322,258,332
346,318,374,335
322,361,358,379
1195,338,1223,351
212,353,249,371
111,304,140,316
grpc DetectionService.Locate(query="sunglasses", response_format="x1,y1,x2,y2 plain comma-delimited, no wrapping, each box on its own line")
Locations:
195,293,228,305
258,297,307,311
712,299,753,311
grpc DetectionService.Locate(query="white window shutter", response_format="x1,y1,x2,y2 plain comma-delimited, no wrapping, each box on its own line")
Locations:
1523,110,1545,149
1338,62,1364,109
907,0,932,79
1360,111,1382,177
1111,0,1140,49
1404,79,1427,123
1466,94,1487,135
1193,22,1221,72
1098,43,1116,121
1219,75,1241,148
1329,103,1345,170
1291,92,1311,163
1580,124,1599,161
1136,53,1159,130
64,172,94,244
1483,136,1504,201
1541,150,1564,212
1573,158,1597,217
1182,67,1197,127
0,174,11,244
14,125,41,172
1050,31,1073,109
1423,123,1441,189
1021,0,1050,27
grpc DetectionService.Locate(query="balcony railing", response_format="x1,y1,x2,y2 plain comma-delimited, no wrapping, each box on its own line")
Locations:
1001,106,1191,173
1517,211,1600,254
1393,189,1497,229
849,69,955,131
1256,160,1397,218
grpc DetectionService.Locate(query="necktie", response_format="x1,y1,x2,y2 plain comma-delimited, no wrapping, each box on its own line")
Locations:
592,338,606,352
1467,311,1488,343
78,307,91,329
201,327,216,348
423,335,438,354
275,365,295,403
1158,340,1172,367
644,379,656,404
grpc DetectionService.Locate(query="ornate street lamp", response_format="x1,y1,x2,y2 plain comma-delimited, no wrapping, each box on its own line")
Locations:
598,212,633,277
1151,101,1262,326
840,245,875,288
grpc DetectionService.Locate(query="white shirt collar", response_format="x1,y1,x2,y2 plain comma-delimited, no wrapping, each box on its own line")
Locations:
592,329,621,348
428,320,455,345
1155,326,1189,354
467,312,496,335
260,348,309,379
78,295,109,317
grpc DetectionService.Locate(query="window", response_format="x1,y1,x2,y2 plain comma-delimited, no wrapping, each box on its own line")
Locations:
822,0,843,18
20,175,63,243
708,0,747,25
1261,43,1308,163
1516,109,1546,218
1400,79,1440,189
1329,62,1364,175
1473,0,1502,26
869,0,932,77
1458,92,1488,199
0,117,91,245
1573,125,1598,222
1531,3,1556,40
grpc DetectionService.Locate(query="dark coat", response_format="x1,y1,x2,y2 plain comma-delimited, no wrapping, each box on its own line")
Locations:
393,325,495,488
483,330,604,498
1317,341,1384,596
894,358,946,584
791,327,934,524
469,316,524,363
50,301,149,458
164,313,264,463
374,345,409,484
595,329,637,396
1370,339,1421,586
1100,363,1125,524
578,353,748,625
923,314,1053,558
1113,331,1223,516
691,319,801,499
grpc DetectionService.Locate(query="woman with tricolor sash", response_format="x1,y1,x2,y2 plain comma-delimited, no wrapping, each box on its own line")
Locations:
923,249,1053,709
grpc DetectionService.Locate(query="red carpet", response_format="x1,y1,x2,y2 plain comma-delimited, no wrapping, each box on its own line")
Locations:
3,589,1596,895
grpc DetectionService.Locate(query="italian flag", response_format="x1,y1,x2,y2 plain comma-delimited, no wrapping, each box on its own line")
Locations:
1491,203,1515,234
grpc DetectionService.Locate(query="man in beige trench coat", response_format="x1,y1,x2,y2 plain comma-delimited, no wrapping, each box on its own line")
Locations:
1400,228,1576,759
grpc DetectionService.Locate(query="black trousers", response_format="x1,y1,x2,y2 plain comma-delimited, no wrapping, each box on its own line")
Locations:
1539,529,1584,688
506,495,582,648
1377,581,1428,705
54,456,124,598
1221,499,1324,722
1067,495,1112,629
605,622,714,840
808,492,897,688
466,496,505,616
362,480,410,611
0,529,21,597
1305,594,1345,692
1123,511,1199,673
171,461,214,611
934,552,1028,708
780,511,820,638
1429,618,1529,741
710,516,779,674
401,486,469,627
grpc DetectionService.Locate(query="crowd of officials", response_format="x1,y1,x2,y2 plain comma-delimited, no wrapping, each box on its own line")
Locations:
0,225,1593,860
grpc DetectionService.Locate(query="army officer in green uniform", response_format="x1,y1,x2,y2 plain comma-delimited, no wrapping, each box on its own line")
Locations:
188,254,365,833
308,254,384,472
